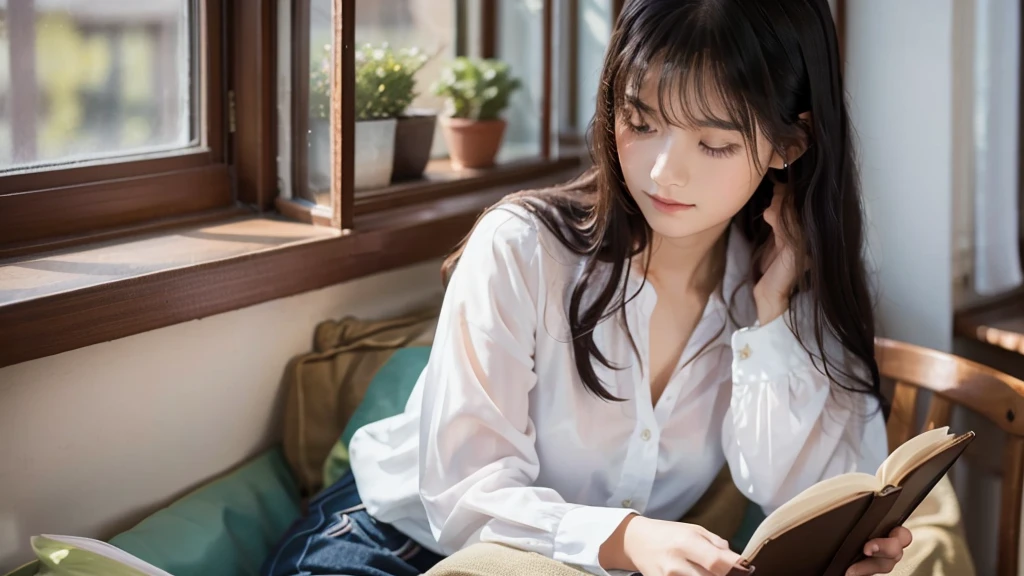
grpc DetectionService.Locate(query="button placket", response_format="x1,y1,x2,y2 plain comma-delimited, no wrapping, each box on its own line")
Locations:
625,421,659,512
613,279,662,515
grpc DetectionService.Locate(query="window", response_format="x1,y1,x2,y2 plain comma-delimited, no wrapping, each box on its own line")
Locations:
1,0,194,170
275,0,578,228
0,0,228,255
0,0,594,367
1,0,584,251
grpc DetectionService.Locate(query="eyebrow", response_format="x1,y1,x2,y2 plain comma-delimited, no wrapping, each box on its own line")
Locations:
623,94,741,132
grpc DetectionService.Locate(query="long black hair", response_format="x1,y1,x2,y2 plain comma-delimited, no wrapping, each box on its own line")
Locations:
442,0,885,413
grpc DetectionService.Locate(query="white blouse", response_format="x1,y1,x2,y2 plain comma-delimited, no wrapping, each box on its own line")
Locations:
349,205,888,576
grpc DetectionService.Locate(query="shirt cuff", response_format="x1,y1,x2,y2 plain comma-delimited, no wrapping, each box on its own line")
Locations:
553,505,637,576
731,311,804,382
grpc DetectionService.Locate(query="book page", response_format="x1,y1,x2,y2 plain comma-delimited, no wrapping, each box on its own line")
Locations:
36,535,173,576
741,472,880,558
876,427,954,486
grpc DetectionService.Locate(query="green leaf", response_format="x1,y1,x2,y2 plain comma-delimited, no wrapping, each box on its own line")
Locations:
432,57,520,120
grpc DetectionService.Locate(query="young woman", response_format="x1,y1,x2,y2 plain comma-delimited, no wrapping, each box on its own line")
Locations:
264,1,913,575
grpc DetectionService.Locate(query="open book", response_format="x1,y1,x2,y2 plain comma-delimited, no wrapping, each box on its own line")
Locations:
726,426,975,576
31,534,172,576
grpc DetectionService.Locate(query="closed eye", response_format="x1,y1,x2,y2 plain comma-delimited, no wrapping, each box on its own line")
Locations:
627,121,654,135
623,105,656,136
699,142,739,158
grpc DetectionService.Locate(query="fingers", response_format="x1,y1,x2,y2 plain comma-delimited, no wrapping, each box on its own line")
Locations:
684,563,717,576
689,537,742,576
696,526,731,550
890,526,913,548
845,556,900,576
763,182,800,250
864,536,904,560
763,195,780,229
845,535,907,576
763,183,788,230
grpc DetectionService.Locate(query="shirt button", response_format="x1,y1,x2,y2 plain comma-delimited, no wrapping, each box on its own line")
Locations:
640,429,652,441
738,344,752,360
621,499,632,508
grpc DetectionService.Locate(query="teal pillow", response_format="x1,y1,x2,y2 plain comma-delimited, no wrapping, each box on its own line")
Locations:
729,501,767,553
322,346,431,488
107,449,300,576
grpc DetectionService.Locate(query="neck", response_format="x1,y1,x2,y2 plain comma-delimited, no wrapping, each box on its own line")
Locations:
641,220,729,295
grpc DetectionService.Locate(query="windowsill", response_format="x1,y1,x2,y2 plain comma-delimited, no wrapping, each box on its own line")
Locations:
955,286,1024,355
0,163,583,368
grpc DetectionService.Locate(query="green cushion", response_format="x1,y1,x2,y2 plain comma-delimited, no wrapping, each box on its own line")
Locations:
323,346,431,488
107,448,301,576
729,501,766,553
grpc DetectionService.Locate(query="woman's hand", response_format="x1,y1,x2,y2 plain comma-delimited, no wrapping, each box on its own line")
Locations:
753,184,801,325
601,515,743,576
845,527,913,576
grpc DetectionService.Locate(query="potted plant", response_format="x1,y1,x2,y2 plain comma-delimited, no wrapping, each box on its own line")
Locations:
431,57,521,170
383,47,436,182
309,43,431,191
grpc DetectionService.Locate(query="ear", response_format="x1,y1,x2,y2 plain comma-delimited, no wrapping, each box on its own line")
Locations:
768,111,812,169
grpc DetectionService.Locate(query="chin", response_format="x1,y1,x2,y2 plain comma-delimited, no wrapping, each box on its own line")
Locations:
641,207,718,240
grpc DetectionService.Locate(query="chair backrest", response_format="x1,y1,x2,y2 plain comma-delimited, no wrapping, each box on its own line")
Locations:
875,338,1024,576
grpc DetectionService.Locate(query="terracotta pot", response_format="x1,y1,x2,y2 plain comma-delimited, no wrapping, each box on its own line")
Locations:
392,112,436,181
439,117,507,169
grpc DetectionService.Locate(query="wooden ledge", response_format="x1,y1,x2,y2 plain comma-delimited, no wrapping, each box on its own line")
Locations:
0,166,581,368
955,287,1024,355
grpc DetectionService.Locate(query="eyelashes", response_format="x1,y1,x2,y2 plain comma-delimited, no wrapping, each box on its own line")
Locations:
699,142,740,158
626,120,654,135
624,121,740,159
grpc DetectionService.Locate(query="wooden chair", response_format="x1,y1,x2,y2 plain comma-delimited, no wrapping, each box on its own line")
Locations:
876,338,1024,576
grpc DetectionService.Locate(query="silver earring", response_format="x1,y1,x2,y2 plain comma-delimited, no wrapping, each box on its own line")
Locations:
783,161,789,169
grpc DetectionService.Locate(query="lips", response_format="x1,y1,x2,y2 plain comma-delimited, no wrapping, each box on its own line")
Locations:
647,193,694,214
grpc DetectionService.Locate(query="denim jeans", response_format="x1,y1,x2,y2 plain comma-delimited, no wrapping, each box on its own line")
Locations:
262,471,445,576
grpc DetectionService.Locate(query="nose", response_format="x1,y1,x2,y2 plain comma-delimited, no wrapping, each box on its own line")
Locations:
649,136,689,191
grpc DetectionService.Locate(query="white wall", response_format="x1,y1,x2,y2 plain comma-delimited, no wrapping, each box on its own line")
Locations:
0,260,445,572
845,0,956,351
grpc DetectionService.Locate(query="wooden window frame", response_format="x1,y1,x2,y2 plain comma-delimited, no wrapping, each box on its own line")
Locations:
0,0,234,257
275,0,572,229
0,0,587,368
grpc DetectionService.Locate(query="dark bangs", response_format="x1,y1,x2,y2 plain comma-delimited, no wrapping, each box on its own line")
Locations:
612,0,808,169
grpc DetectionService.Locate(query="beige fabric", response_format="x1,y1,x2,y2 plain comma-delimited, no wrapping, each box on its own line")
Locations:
281,304,438,496
892,475,976,576
428,543,588,576
427,474,975,576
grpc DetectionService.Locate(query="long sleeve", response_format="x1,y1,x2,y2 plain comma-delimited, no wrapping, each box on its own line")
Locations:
417,208,634,576
722,297,889,515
